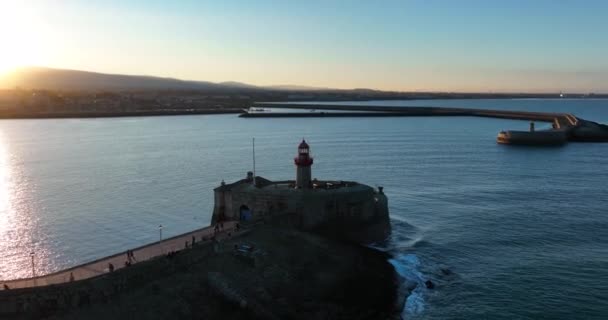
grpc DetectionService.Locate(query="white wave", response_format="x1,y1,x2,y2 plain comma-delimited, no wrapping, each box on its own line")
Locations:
405,286,425,315
389,253,427,317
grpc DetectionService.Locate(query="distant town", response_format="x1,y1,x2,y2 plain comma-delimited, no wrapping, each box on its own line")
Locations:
0,67,605,119
1,88,606,119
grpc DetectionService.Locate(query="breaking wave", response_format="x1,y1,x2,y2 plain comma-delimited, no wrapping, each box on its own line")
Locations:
389,253,427,317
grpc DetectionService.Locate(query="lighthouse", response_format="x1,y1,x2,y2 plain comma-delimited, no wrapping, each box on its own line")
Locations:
294,140,313,189
212,139,390,242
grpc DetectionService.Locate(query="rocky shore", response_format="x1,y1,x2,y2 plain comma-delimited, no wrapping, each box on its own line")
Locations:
3,225,400,320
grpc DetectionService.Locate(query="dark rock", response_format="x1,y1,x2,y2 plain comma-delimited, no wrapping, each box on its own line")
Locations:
440,268,452,276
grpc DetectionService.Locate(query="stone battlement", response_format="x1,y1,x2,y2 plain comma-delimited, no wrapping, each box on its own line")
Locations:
212,141,390,243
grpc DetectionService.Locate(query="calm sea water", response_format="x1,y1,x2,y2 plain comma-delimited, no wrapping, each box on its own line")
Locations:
0,99,607,319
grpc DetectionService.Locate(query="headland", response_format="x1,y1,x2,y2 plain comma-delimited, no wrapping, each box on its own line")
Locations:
0,225,399,320
0,141,400,319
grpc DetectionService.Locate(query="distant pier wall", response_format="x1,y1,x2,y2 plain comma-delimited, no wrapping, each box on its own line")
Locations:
243,103,608,145
243,103,564,122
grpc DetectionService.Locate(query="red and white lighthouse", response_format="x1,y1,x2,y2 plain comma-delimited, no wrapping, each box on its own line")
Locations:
294,139,313,189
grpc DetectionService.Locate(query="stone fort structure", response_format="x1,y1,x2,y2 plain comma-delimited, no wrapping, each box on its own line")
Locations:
211,140,390,242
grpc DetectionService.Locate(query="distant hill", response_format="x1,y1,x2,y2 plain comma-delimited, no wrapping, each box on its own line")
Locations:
0,67,339,92
218,81,261,90
0,67,254,91
4,67,597,97
267,84,333,91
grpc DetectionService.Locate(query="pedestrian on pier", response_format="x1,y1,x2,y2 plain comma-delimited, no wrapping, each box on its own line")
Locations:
69,272,75,282
108,263,114,272
214,224,220,235
185,241,189,249
192,235,195,246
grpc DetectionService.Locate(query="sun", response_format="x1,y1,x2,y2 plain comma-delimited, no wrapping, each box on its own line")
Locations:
0,2,47,74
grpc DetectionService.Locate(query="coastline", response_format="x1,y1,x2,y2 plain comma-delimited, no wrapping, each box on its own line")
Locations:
0,225,401,319
0,109,242,120
2,96,607,120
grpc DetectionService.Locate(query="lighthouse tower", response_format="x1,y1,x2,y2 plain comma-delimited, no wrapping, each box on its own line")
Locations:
294,140,314,189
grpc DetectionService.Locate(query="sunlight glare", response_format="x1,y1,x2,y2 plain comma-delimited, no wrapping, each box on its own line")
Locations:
0,2,47,74
0,131,11,233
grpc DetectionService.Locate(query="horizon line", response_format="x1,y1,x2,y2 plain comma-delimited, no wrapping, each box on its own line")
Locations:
1,65,605,95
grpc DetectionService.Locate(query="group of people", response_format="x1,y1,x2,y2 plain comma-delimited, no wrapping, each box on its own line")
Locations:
101,222,244,275
213,222,225,234
0,223,248,291
184,235,198,249
165,250,179,259
213,222,240,235
124,249,137,268
126,250,136,263
105,249,138,273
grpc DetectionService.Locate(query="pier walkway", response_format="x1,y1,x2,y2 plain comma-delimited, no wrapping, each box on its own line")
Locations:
244,102,579,127
0,221,237,290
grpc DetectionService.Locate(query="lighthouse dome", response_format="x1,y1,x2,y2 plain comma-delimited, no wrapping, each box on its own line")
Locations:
298,139,309,149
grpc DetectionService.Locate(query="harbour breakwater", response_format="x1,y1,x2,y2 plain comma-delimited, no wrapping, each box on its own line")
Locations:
242,103,608,145
0,225,400,319
0,222,237,290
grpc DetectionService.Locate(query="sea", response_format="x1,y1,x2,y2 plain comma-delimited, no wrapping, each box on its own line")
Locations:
0,99,606,319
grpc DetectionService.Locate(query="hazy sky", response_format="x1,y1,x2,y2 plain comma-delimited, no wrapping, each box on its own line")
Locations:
2,0,608,92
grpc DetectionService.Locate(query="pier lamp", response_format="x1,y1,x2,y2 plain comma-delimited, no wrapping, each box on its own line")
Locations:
158,224,163,242
30,251,35,277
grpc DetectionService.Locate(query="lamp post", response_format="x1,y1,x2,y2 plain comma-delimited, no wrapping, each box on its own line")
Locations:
30,251,35,278
158,224,164,255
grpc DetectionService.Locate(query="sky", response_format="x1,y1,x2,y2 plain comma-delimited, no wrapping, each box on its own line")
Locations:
0,0,607,92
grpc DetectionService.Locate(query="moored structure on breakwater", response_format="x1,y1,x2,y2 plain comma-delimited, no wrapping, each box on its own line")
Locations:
241,103,608,146
497,125,568,145
497,117,608,145
211,140,390,243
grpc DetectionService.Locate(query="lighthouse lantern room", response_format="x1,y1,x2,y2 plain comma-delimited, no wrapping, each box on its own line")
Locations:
294,140,313,188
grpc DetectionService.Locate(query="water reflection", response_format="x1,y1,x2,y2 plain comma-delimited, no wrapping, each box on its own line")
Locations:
0,130,20,280
0,132,11,237
0,131,51,280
